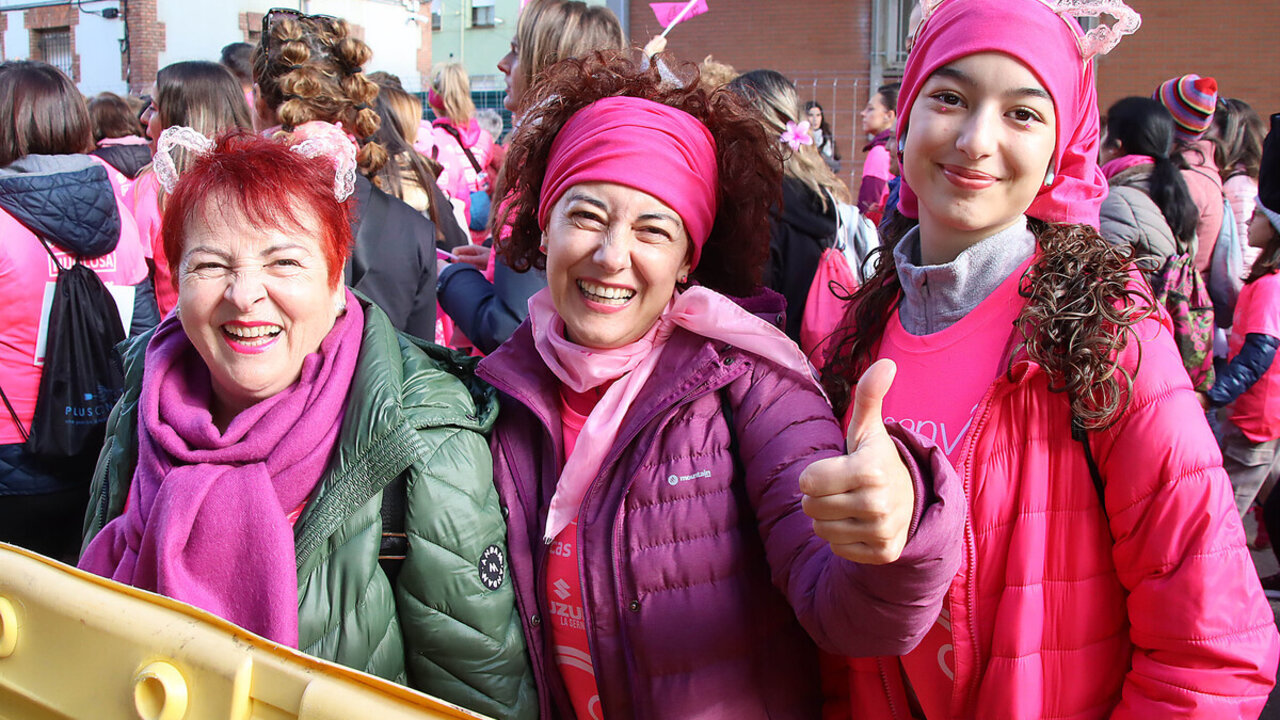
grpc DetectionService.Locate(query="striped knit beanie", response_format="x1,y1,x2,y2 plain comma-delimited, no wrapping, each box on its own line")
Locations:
1154,74,1218,142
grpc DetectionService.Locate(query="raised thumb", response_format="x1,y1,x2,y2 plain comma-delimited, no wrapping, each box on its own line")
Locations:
846,358,897,451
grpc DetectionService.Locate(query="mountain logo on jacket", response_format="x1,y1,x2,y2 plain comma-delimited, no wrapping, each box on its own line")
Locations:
478,544,505,590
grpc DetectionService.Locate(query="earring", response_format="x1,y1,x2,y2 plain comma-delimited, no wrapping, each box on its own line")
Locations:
897,136,906,154
335,298,347,315
1043,167,1056,187
678,274,688,284
539,235,548,253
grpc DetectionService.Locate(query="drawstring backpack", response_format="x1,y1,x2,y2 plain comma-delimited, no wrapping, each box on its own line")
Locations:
800,228,859,363
0,234,125,460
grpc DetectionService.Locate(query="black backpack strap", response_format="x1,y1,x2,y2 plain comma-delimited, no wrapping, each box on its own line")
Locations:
1070,416,1105,505
438,123,486,176
0,384,29,442
378,473,408,584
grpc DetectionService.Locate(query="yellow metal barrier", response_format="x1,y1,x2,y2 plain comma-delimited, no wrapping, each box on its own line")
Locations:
0,543,489,720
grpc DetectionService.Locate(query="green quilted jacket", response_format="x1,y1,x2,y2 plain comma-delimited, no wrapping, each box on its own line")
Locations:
81,298,535,720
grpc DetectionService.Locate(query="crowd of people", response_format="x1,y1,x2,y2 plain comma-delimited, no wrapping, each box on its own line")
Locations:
2,0,1280,717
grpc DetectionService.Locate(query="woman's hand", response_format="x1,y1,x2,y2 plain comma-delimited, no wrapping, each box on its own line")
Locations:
799,359,914,565
453,244,491,271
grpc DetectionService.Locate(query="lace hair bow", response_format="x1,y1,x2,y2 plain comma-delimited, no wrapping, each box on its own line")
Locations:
152,123,358,202
288,121,359,202
919,0,1140,60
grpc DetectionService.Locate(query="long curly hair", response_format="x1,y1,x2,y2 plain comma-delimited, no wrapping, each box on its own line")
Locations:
821,220,1153,429
252,12,387,177
495,51,783,298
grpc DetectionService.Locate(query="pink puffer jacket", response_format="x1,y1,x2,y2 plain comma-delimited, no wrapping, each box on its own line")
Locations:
841,314,1279,719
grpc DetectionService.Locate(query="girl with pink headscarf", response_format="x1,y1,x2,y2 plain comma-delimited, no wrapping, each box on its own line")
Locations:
477,51,966,719
819,0,1278,716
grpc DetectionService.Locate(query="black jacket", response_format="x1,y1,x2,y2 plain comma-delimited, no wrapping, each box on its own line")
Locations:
764,178,838,342
348,175,437,341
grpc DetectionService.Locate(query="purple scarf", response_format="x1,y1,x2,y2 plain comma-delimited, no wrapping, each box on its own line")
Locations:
80,290,364,647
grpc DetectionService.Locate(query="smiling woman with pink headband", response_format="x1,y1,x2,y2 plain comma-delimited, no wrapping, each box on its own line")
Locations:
476,51,965,719
820,0,1278,716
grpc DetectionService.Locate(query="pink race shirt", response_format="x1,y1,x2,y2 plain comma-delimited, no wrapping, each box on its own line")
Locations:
875,257,1030,716
0,192,149,444
125,172,178,316
547,388,604,720
1228,271,1280,442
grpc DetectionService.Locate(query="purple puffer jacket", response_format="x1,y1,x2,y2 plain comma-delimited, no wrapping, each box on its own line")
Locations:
477,294,964,720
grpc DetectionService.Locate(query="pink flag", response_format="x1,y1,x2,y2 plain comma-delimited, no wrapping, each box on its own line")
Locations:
650,0,708,29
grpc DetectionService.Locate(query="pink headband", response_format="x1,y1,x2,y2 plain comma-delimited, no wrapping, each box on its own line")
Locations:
427,88,445,113
537,96,719,269
896,0,1110,227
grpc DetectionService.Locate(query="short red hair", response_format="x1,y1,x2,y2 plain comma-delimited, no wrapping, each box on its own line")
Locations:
161,129,353,290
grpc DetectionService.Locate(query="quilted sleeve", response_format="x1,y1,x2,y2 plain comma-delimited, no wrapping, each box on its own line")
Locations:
1102,320,1279,717
396,384,536,720
728,357,965,657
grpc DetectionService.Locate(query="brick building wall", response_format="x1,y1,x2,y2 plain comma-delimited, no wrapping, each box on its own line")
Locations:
0,13,7,59
24,4,79,82
630,0,874,187
1096,0,1280,119
124,0,165,94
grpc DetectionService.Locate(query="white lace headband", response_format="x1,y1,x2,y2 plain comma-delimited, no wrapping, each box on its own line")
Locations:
153,123,358,202
919,0,1140,60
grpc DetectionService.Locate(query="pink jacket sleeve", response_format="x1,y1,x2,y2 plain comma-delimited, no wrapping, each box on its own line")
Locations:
1100,318,1279,717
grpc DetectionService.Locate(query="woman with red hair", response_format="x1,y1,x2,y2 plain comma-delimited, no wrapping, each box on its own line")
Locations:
79,129,535,720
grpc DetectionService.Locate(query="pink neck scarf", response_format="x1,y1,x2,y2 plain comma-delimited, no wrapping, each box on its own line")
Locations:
79,290,364,647
895,0,1108,227
1100,154,1155,180
530,286,821,542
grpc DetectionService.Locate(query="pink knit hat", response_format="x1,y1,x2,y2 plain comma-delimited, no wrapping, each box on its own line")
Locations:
896,0,1138,228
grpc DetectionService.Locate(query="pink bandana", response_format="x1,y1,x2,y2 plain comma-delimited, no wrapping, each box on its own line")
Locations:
895,0,1108,227
536,96,719,268
530,286,821,542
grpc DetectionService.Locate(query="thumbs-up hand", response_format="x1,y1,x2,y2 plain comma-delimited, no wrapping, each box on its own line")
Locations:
800,359,914,565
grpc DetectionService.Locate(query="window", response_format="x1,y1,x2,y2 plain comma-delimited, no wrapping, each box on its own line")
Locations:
870,0,915,70
471,0,495,28
35,27,73,79
432,11,442,30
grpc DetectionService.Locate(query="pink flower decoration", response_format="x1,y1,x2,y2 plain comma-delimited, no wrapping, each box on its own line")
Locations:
781,120,813,151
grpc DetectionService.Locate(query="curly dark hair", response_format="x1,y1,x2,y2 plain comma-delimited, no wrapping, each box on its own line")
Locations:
820,220,1153,430
494,51,783,297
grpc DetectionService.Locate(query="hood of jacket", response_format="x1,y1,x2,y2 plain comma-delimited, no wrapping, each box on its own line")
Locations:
0,154,121,257
434,117,483,148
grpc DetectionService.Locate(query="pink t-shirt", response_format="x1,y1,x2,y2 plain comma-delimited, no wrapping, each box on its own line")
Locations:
874,257,1030,717
547,387,604,720
125,172,178,316
1228,271,1280,442
0,186,149,444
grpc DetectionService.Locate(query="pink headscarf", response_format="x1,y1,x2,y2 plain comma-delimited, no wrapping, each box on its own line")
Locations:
536,96,719,269
895,0,1108,227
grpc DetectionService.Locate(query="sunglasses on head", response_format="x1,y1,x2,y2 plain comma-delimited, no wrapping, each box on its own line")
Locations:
261,7,340,43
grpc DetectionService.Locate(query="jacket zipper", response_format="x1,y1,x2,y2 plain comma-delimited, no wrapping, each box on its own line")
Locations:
955,380,1001,719
877,657,904,720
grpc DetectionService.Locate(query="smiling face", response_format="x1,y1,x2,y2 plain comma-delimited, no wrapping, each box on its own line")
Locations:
902,52,1057,264
497,39,527,114
177,196,344,428
544,182,693,349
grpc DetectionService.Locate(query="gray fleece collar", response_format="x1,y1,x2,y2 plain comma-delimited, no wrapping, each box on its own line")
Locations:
0,153,99,178
894,217,1036,335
